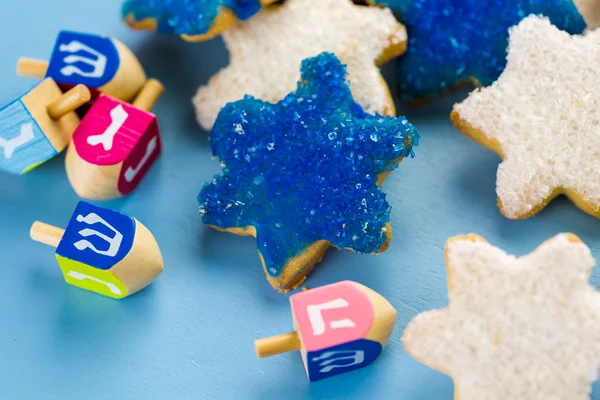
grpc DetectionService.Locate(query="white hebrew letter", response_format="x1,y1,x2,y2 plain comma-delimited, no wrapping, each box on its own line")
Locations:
0,123,35,159
59,40,107,78
73,213,123,257
67,270,122,295
306,298,356,336
312,350,365,373
124,136,158,182
86,104,128,151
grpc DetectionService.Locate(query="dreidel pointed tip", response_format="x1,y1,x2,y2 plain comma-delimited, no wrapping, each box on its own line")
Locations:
113,218,165,296
350,282,397,349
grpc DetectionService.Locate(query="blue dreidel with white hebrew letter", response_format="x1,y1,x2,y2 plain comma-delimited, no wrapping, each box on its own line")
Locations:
30,201,163,299
17,30,146,103
0,80,90,174
254,281,396,381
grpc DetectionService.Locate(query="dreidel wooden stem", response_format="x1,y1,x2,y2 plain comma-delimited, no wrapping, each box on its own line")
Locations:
46,84,91,120
254,331,302,358
30,221,65,248
132,79,164,111
16,58,48,78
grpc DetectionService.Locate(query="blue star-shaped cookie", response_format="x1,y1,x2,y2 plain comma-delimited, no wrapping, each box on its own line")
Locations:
122,0,273,39
369,0,586,101
198,52,419,290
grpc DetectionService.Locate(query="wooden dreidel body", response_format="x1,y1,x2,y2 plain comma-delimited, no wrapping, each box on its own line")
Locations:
17,30,146,103
0,80,89,174
65,79,164,199
30,201,163,299
255,281,396,382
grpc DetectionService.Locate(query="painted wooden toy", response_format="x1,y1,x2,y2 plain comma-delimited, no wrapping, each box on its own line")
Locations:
64,79,164,200
17,30,146,102
254,281,396,381
30,201,163,299
0,79,90,175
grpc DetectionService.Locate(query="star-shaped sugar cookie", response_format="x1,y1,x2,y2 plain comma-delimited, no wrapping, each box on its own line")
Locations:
367,0,586,102
197,52,419,291
403,233,600,400
193,0,406,130
452,15,600,219
122,0,277,41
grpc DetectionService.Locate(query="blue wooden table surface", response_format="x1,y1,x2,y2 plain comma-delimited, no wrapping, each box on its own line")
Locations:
2,1,600,399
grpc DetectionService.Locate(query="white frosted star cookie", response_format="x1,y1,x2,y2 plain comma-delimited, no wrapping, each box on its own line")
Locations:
452,15,600,219
193,0,406,130
403,233,600,400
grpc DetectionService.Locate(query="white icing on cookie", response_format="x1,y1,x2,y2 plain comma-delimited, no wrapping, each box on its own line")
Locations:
454,16,600,218
193,0,405,130
404,233,600,400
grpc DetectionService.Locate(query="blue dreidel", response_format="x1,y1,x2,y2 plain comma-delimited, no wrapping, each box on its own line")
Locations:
30,201,164,299
17,30,146,102
0,80,89,174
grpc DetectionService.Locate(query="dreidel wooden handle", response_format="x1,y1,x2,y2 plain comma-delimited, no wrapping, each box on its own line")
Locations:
16,58,49,78
254,331,302,358
132,79,164,111
30,221,65,248
46,84,91,120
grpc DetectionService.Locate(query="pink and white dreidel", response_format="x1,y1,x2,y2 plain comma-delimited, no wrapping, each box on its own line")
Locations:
65,79,164,200
254,281,397,382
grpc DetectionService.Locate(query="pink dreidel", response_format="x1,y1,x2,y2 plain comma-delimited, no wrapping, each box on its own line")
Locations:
254,281,396,382
65,79,164,199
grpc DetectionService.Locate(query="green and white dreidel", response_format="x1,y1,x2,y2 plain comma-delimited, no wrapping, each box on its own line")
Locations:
30,201,163,298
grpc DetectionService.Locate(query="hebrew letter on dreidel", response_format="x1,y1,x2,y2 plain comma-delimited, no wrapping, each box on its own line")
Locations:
73,212,123,257
67,270,122,295
124,135,158,182
306,298,357,336
312,350,365,373
0,123,35,159
86,104,128,151
59,40,107,78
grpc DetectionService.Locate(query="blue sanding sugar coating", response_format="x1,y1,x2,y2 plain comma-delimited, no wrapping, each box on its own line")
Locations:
198,52,420,278
372,0,586,101
122,0,262,35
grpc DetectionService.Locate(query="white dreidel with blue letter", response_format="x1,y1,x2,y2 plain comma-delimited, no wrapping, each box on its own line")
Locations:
254,281,397,381
30,201,163,299
17,30,146,102
0,80,90,174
